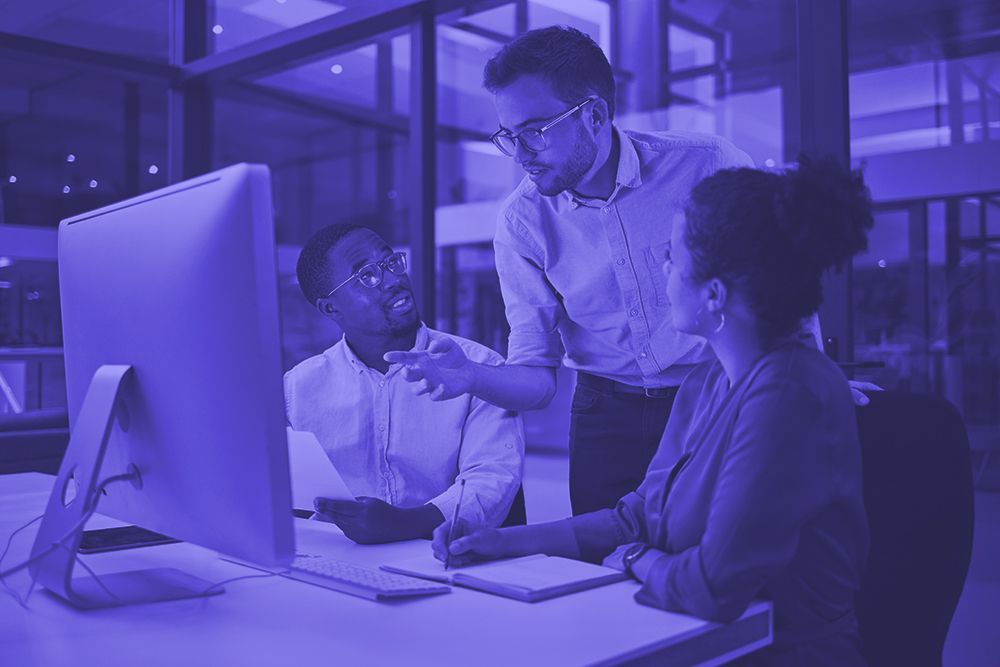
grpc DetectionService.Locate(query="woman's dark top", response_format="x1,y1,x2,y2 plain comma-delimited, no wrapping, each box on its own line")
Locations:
566,344,869,666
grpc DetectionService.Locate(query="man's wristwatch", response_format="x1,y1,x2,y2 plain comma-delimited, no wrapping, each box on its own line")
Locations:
622,543,650,576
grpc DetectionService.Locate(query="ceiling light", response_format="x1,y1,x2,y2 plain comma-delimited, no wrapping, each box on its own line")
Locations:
330,64,344,74
212,24,224,35
62,185,71,194
7,175,15,184
67,153,76,163
148,164,159,175
89,179,98,188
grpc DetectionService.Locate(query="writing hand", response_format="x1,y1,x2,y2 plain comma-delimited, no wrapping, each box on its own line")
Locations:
383,337,475,401
431,520,508,568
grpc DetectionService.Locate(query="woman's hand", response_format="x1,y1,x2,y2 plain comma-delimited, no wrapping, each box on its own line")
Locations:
431,520,513,568
601,543,633,572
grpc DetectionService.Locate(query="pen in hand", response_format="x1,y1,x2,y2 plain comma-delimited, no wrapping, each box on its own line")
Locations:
444,478,467,571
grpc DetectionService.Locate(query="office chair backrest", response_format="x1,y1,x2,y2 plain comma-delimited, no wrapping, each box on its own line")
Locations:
855,391,974,667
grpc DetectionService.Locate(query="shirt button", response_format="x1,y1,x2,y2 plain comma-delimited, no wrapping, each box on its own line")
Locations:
616,258,626,266
379,425,386,432
638,352,647,359
629,308,639,317
379,381,385,388
602,207,611,213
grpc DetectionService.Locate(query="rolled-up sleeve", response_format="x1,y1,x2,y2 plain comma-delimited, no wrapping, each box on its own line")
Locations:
633,379,830,622
494,212,565,368
427,395,525,528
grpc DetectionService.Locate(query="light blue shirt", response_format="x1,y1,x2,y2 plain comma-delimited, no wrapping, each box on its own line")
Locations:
284,326,525,527
494,127,754,387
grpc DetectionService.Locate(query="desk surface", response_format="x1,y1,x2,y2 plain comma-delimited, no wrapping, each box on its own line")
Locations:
0,473,771,667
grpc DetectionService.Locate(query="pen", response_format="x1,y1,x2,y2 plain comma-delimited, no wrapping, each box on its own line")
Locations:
444,478,467,571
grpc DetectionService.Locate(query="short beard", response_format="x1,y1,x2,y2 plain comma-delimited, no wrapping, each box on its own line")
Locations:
387,310,421,337
536,125,598,196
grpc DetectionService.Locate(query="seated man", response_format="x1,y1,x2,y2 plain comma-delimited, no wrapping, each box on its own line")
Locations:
284,223,524,544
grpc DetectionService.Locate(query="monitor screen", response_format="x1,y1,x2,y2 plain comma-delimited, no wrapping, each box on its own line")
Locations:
56,163,294,568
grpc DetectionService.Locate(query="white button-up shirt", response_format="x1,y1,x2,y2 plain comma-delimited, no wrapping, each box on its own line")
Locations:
495,127,754,387
284,326,524,527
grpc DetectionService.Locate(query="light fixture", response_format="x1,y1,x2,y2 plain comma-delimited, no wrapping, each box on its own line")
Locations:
89,179,98,189
212,24,224,35
62,185,71,194
67,153,76,163
330,64,344,75
148,164,159,175
7,175,15,184
0,257,12,269
877,259,887,269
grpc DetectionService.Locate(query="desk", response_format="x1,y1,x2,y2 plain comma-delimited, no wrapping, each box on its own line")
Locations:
0,474,772,666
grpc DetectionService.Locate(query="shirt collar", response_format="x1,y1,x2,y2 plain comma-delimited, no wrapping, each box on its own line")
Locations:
339,323,429,375
563,125,643,207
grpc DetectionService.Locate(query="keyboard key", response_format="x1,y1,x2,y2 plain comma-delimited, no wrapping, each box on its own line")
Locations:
285,555,450,601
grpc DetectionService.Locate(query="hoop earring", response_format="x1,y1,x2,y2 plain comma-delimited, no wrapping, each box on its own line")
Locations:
712,311,726,333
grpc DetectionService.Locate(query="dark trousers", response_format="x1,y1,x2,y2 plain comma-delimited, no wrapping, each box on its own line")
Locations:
568,373,678,515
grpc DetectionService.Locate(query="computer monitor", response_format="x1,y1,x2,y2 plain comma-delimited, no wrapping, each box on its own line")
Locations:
29,163,294,608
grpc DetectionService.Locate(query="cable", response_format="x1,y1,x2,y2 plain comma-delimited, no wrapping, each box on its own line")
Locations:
3,471,283,607
0,472,137,581
0,513,44,608
199,570,288,596
59,542,121,603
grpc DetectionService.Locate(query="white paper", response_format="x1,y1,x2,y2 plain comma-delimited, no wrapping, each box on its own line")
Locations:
286,427,354,509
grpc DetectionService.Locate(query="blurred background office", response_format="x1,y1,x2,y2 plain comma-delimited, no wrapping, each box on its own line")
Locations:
0,1,997,663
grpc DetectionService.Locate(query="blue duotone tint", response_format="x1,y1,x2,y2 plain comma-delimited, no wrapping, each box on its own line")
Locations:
53,163,293,576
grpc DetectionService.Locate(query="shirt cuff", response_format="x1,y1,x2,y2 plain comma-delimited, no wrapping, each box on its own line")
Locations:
505,330,563,368
428,482,513,530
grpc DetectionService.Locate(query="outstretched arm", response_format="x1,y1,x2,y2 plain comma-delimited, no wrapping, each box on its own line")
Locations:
384,337,557,411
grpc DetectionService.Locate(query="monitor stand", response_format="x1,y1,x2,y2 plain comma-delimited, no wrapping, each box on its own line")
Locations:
28,365,222,609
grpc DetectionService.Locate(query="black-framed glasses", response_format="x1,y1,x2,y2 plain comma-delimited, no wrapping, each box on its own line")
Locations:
322,251,407,301
490,96,596,157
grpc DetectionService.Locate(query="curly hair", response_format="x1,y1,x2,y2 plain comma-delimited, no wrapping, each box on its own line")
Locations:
683,156,874,343
483,25,616,119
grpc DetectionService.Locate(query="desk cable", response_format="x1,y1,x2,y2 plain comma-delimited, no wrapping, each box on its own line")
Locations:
0,472,136,607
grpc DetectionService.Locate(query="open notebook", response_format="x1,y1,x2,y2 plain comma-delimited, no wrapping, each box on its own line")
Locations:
381,554,626,602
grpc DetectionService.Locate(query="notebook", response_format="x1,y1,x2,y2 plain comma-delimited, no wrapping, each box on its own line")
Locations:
380,553,626,602
286,427,354,510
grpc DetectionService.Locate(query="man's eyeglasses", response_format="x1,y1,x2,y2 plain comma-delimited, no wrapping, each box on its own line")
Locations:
490,96,596,157
322,251,407,301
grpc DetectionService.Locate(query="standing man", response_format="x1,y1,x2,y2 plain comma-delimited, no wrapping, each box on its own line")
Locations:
387,26,753,515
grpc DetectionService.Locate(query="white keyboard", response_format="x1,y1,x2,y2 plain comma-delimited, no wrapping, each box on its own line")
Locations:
285,555,450,601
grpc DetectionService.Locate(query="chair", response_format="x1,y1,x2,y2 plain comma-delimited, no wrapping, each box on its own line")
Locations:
855,391,975,667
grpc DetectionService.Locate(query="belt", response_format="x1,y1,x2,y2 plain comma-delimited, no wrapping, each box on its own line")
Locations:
576,372,678,399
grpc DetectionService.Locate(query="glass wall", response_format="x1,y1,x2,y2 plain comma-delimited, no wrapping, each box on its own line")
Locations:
847,2,1000,471
1,0,998,460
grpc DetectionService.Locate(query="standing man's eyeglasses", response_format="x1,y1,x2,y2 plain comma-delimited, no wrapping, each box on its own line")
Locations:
490,96,597,157
322,251,407,301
